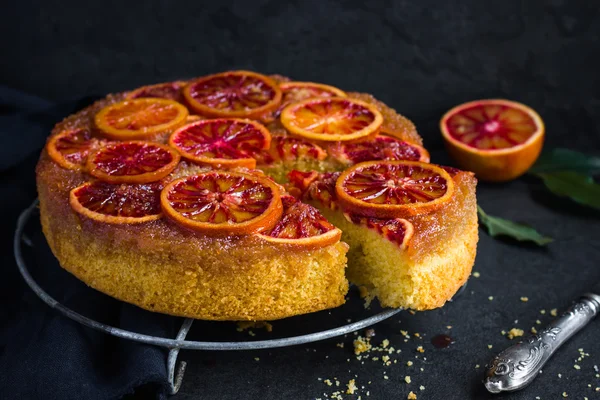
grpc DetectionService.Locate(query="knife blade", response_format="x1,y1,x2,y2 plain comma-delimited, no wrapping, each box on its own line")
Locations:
483,284,600,393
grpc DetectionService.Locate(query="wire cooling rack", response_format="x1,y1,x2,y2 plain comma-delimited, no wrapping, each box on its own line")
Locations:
14,200,403,395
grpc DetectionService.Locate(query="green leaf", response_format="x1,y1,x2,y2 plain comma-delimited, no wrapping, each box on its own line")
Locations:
529,148,600,174
535,171,600,210
477,206,553,246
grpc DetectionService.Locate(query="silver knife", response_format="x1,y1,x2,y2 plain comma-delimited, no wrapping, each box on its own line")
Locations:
483,285,600,393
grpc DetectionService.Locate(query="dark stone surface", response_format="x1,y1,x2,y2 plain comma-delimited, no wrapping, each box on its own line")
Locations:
1,0,599,399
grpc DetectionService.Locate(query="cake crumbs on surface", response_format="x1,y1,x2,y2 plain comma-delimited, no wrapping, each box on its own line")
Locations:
419,385,425,391
336,342,344,348
562,392,568,398
413,333,421,338
248,330,256,337
236,321,273,332
407,391,417,400
346,379,357,395
446,325,452,329
550,308,558,317
254,357,260,361
475,364,480,369
383,375,389,380
574,364,580,370
416,346,424,353
324,379,333,386
353,336,372,355
381,339,389,348
487,344,493,349
472,271,480,278
407,361,413,366
520,297,529,302
405,376,411,384
408,310,416,315
488,296,494,301
536,319,541,324
507,328,524,340
558,373,562,378
540,309,546,314
531,327,538,334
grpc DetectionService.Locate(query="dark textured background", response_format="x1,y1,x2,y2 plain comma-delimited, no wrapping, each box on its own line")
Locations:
1,0,600,399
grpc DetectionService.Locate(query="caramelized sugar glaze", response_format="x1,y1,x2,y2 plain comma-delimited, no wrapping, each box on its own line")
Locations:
37,72,477,320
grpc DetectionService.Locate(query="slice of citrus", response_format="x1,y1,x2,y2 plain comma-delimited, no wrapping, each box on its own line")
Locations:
328,135,430,165
280,81,346,106
161,171,283,235
183,71,282,118
127,81,187,102
70,181,162,223
257,195,341,248
344,212,414,248
95,98,189,140
169,118,271,169
46,129,107,170
86,141,180,184
288,171,340,210
335,161,454,218
254,136,327,165
280,97,383,142
440,99,544,182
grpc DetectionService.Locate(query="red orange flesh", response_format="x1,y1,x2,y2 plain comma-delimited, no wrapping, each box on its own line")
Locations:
169,118,271,169
183,71,282,118
70,181,163,223
335,161,454,218
87,141,180,184
160,171,283,236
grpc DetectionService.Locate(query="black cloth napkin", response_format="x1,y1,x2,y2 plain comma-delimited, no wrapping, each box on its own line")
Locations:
0,86,173,400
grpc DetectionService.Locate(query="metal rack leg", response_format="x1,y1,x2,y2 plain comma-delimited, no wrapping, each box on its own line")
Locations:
168,318,194,395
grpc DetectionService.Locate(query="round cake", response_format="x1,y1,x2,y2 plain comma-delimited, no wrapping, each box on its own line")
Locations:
36,71,478,321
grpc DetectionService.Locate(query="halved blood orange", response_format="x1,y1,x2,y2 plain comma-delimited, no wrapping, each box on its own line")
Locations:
95,98,189,140
440,99,545,182
169,119,271,169
86,141,180,184
280,97,383,142
257,195,341,248
70,181,162,223
335,161,454,218
328,135,430,165
254,136,327,166
46,129,107,170
344,212,414,248
183,71,282,118
160,171,283,235
127,81,187,103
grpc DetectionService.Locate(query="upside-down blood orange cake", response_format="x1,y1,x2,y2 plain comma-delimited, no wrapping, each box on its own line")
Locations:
36,71,478,321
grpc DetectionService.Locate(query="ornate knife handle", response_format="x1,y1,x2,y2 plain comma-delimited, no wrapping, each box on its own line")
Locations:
484,293,600,393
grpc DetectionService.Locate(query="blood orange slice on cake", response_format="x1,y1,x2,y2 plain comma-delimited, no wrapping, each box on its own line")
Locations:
95,98,188,140
169,119,271,169
279,81,346,108
328,135,430,165
258,195,341,248
255,136,327,166
335,161,454,218
280,97,383,142
161,171,283,236
70,181,163,223
440,99,544,181
127,81,187,103
87,141,180,184
46,129,107,170
183,71,282,119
